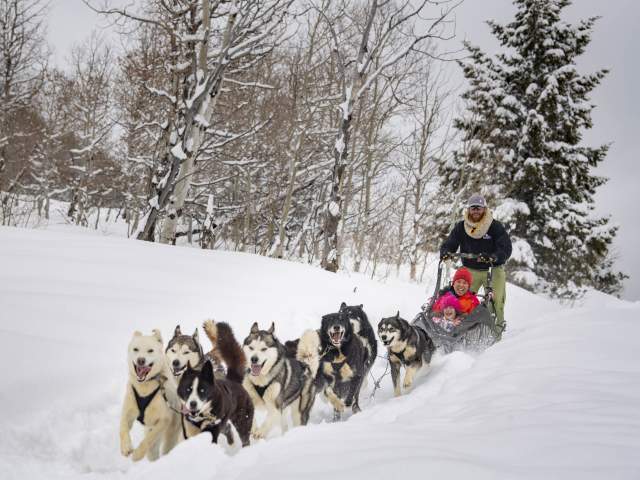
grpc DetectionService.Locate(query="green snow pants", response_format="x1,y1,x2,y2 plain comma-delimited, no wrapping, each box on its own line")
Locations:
468,266,506,340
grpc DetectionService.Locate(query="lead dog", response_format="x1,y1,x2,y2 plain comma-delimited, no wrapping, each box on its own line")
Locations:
242,323,320,439
177,320,254,447
377,313,435,396
120,330,182,461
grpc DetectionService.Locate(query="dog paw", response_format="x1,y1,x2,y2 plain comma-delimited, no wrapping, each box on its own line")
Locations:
120,437,133,457
394,389,402,397
251,428,267,440
131,447,146,462
403,380,413,391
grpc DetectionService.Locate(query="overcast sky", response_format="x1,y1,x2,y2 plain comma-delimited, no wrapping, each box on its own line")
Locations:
47,0,637,300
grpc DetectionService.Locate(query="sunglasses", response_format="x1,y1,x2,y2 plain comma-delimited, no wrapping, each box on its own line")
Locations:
469,205,485,211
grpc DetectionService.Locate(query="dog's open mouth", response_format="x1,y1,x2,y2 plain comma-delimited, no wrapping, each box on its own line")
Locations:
181,403,202,420
172,364,186,376
329,329,344,346
134,363,153,381
250,361,266,376
381,339,392,346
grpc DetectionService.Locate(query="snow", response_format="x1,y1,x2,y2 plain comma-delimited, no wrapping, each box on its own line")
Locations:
171,144,188,160
328,200,340,217
1,225,639,479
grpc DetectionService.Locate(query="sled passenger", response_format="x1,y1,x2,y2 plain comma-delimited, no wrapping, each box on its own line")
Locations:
433,267,479,314
432,294,463,332
440,194,512,340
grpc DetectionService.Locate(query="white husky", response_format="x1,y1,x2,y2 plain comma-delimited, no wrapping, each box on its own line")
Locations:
120,330,182,462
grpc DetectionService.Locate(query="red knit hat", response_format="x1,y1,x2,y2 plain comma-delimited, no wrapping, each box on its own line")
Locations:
453,267,472,285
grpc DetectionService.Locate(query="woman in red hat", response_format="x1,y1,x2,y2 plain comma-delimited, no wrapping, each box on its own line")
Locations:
432,267,480,314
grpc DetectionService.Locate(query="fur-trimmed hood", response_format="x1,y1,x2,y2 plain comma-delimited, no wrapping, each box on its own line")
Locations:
463,208,493,239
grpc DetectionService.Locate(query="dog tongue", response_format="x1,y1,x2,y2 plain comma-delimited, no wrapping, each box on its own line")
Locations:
136,365,151,378
250,364,262,376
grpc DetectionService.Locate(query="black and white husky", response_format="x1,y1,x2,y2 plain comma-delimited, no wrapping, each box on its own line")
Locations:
377,312,435,396
242,322,320,439
177,321,254,447
317,306,376,421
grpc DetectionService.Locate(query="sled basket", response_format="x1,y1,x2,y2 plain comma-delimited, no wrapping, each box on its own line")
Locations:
413,253,499,353
413,305,497,353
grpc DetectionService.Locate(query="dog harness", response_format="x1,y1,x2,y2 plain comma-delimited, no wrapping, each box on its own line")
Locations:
182,412,223,440
253,373,277,398
132,385,161,425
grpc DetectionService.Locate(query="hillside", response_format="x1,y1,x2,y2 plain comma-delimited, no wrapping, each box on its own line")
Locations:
0,226,638,479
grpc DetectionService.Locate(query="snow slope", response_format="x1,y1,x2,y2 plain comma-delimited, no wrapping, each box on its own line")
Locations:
0,226,639,479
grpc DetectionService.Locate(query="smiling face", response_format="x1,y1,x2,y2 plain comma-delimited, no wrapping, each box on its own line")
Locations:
127,330,164,383
377,316,404,349
453,279,469,296
468,206,485,223
321,313,352,348
165,327,202,377
443,306,457,321
242,323,280,378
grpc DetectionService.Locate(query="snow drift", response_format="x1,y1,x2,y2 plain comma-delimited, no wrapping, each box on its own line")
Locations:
0,225,638,479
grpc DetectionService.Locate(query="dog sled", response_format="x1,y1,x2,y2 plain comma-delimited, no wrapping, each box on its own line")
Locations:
413,253,499,353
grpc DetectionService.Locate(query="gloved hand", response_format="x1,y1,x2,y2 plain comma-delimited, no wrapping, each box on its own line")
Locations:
440,252,455,262
478,253,498,264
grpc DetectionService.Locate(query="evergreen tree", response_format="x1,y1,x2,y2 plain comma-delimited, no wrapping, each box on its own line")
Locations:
440,0,625,297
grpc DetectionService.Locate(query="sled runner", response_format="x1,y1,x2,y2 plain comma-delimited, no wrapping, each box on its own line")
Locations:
413,253,499,353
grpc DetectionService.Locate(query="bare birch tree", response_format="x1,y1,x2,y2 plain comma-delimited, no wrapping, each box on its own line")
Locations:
316,0,459,272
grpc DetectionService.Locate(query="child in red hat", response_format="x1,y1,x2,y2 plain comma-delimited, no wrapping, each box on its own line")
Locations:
432,267,480,314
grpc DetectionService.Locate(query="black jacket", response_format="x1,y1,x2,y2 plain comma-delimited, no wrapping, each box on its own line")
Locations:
440,219,512,271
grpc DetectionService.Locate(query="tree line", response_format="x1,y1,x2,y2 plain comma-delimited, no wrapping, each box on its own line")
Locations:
0,0,625,297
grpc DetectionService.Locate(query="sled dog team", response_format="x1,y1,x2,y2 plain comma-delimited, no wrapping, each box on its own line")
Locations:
121,303,435,461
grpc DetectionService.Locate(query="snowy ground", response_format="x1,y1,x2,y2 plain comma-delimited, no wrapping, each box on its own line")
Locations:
0,225,639,479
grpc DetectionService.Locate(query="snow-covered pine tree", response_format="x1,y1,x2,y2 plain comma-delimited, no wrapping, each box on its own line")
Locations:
440,0,625,298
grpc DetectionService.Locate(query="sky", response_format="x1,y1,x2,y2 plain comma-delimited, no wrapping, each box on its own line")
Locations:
46,0,638,300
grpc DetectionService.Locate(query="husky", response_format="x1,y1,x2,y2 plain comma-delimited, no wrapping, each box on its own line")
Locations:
338,303,378,372
377,312,436,396
317,311,369,421
165,326,204,378
120,330,182,462
166,325,225,381
242,323,320,439
177,320,254,447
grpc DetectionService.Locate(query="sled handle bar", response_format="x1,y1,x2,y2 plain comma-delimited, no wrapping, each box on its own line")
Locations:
440,252,495,265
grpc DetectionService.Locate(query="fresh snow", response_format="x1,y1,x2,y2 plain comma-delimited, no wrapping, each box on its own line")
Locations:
0,226,639,479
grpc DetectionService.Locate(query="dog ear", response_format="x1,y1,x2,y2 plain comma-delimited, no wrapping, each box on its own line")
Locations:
340,302,347,311
250,322,259,334
192,328,199,342
359,304,363,309
152,329,163,343
174,325,182,337
201,360,215,383
268,322,275,334
396,311,400,319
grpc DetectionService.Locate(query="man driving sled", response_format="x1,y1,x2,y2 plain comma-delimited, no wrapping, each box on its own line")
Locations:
440,194,512,340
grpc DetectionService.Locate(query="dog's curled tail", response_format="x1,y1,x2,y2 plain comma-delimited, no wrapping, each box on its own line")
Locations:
296,329,321,378
202,319,246,383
